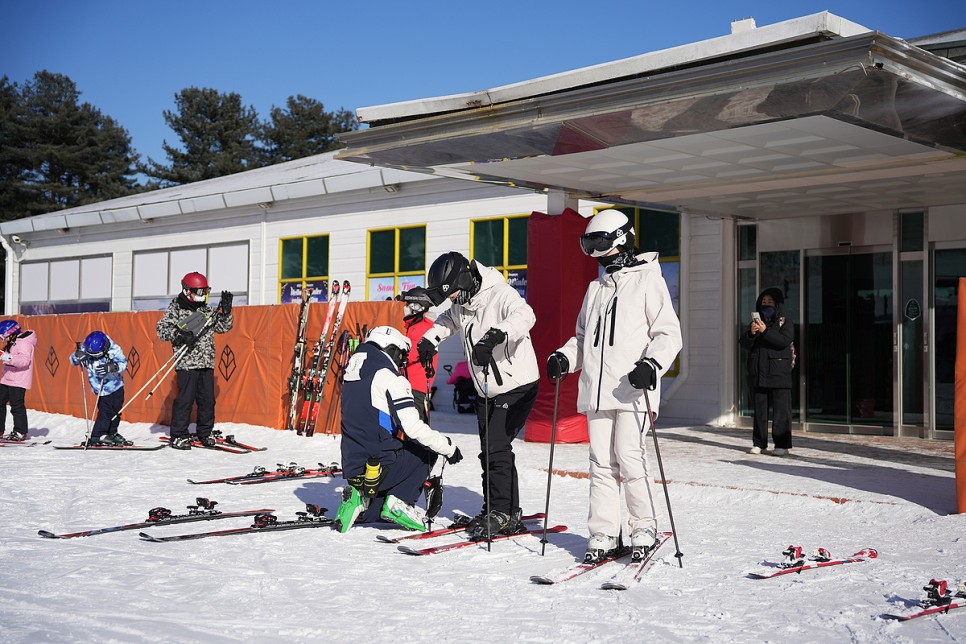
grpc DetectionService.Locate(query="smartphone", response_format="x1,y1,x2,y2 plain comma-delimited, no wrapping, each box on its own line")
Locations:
751,312,761,322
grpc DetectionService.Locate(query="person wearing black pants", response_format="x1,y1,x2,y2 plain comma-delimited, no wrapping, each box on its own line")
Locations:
475,381,539,522
418,252,540,539
739,287,795,455
155,272,233,450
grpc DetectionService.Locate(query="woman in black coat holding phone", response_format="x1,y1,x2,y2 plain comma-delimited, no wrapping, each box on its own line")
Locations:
739,287,795,455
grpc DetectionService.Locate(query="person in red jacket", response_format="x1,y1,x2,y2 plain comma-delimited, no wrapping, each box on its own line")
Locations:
398,287,437,423
0,319,37,441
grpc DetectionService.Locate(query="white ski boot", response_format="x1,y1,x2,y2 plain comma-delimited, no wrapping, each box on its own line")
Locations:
630,527,658,562
584,533,618,564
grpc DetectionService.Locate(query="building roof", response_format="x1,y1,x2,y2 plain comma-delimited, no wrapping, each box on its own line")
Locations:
0,152,435,236
339,13,966,220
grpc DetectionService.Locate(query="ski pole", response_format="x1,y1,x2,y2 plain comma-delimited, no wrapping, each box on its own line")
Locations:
111,344,188,421
76,344,94,450
642,389,684,568
482,365,492,551
541,366,564,556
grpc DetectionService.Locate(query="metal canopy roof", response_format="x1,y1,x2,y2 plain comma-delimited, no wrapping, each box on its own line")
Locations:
338,15,966,220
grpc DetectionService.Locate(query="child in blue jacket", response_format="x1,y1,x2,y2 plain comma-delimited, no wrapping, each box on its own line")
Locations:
70,331,129,446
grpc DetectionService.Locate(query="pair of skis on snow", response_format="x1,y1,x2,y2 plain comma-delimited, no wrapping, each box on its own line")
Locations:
288,280,351,436
38,499,334,541
187,462,342,485
0,435,51,446
529,532,674,590
158,430,266,454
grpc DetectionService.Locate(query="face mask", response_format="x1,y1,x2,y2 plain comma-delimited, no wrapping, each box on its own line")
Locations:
760,306,776,322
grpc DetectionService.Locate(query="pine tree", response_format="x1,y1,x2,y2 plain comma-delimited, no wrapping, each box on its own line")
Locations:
260,94,357,164
0,72,140,221
141,87,262,185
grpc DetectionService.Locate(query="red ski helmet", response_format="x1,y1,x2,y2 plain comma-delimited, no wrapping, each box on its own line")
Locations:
181,272,210,303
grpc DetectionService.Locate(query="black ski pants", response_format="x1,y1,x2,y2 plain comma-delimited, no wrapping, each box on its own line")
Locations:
475,381,538,516
752,387,792,450
171,369,215,439
91,388,124,439
0,384,27,435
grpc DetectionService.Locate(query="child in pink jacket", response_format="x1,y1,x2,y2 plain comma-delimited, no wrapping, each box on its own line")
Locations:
0,319,37,441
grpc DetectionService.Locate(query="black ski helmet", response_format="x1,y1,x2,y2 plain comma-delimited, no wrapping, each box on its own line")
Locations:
426,252,477,306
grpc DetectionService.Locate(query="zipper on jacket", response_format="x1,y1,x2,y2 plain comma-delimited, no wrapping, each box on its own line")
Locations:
593,318,601,347
609,296,618,346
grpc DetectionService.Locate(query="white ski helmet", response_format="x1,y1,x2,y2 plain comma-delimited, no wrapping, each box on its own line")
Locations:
580,209,635,257
366,325,411,368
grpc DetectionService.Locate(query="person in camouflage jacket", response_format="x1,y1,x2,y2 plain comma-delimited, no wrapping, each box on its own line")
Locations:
156,272,233,449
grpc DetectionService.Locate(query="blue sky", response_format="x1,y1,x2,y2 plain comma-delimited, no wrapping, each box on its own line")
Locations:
3,1,964,169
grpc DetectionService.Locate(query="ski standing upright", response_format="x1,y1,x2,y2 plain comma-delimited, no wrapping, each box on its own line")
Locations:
286,287,313,430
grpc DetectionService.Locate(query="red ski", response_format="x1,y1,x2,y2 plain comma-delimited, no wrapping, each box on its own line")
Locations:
376,512,546,544
746,548,877,579
159,436,248,454
883,579,966,621
398,525,566,556
298,281,341,435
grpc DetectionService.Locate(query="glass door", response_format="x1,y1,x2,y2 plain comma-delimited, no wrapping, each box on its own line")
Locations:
804,248,894,433
933,246,966,437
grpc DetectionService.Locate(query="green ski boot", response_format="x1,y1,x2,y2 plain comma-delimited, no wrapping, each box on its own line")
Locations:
334,486,368,533
381,495,427,532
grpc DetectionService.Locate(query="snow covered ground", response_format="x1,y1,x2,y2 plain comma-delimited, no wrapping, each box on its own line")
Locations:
1,407,964,643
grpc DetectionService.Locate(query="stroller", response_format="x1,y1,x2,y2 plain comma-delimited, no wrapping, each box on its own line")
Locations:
443,362,478,414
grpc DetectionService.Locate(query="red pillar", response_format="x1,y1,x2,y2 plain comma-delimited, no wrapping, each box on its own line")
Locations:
524,208,600,443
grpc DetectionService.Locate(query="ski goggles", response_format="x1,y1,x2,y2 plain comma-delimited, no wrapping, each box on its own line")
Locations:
579,222,634,255
186,287,211,297
423,286,450,307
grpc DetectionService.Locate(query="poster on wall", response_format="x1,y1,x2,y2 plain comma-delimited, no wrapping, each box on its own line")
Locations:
661,261,679,313
507,269,527,300
398,275,424,294
368,277,397,301
281,281,329,304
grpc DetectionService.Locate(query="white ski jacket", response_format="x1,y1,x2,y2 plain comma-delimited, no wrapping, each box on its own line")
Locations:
424,262,539,397
556,252,683,415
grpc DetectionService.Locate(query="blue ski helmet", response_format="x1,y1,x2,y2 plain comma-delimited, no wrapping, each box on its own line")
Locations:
83,331,110,358
0,319,21,340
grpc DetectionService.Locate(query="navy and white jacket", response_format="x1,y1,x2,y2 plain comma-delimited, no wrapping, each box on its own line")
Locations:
340,343,456,477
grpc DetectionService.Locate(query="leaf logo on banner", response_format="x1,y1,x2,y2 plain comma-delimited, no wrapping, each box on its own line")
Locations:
219,345,236,381
127,347,141,378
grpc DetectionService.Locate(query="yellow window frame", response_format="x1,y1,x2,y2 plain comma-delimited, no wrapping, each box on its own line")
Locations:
365,225,426,299
278,234,329,303
469,214,529,279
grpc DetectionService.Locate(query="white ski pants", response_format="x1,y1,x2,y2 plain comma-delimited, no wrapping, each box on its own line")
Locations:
586,408,657,538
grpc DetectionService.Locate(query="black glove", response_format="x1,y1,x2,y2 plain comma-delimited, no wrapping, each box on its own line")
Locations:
73,346,89,366
628,358,658,390
173,327,196,347
94,361,119,376
417,337,438,377
447,446,463,465
471,328,507,367
219,290,233,315
547,352,569,380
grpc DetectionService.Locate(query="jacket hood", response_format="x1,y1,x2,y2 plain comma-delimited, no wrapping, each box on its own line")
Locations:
460,262,503,311
14,330,37,348
756,287,786,319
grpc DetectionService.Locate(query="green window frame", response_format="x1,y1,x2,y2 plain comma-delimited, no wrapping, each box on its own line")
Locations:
279,234,329,303
366,225,426,300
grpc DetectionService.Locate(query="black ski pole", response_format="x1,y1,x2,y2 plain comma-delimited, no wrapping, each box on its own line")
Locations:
85,374,105,449
540,367,563,556
642,389,683,568
76,342,92,448
482,364,492,552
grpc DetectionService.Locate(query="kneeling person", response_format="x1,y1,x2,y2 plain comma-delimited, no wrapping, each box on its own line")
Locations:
336,326,462,533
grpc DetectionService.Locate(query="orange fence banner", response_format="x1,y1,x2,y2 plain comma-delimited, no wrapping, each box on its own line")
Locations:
15,301,403,432
955,278,966,513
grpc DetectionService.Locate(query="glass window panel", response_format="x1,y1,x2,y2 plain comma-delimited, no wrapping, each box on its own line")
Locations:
19,263,48,301
133,252,167,297
737,267,757,416
638,210,680,258
398,227,425,273
473,220,503,267
369,230,395,274
738,225,757,261
169,248,207,295
49,260,80,300
80,257,112,299
900,260,924,425
760,250,801,421
280,238,303,280
306,236,329,277
209,244,248,292
900,212,924,253
508,217,528,266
